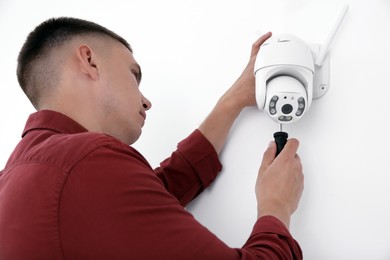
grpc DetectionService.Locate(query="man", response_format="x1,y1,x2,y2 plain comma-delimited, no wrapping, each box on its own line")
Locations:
0,17,304,259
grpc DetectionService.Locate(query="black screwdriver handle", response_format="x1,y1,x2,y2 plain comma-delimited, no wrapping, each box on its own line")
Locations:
273,131,288,157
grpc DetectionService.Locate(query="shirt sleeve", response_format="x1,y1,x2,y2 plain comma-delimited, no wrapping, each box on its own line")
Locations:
243,216,303,259
59,141,302,259
154,129,222,206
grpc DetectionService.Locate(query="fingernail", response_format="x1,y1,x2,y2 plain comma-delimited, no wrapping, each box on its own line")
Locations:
268,141,274,147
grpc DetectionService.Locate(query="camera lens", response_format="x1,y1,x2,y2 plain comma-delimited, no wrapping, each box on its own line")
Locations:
281,104,293,114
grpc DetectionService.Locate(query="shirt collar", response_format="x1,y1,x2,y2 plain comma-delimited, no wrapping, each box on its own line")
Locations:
22,110,89,138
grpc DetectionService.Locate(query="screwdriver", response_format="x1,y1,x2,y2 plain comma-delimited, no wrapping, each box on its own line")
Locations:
273,124,288,157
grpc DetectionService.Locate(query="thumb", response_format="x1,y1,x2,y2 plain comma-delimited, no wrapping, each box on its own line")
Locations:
259,141,276,174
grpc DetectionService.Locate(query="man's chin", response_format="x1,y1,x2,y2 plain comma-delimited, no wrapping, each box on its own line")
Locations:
127,129,142,145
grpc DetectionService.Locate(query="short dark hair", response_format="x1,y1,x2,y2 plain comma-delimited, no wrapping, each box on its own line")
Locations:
17,17,132,108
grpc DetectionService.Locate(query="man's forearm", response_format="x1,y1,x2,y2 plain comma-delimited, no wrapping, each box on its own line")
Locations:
198,91,244,155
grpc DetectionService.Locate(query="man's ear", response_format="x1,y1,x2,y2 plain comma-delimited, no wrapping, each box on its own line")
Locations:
77,45,99,80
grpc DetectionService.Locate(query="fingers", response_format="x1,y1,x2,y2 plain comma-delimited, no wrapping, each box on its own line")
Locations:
279,138,300,158
259,141,276,174
278,138,303,176
250,31,272,58
259,138,300,175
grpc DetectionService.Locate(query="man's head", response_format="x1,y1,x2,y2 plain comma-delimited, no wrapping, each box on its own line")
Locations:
17,17,132,108
17,17,151,144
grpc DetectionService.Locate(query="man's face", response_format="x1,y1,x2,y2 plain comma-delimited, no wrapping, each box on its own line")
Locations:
96,40,151,145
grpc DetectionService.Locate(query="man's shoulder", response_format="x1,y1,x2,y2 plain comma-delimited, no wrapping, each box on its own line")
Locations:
6,131,137,172
58,132,149,171
44,131,135,169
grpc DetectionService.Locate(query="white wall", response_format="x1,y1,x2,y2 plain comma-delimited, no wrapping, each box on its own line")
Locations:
1,0,390,259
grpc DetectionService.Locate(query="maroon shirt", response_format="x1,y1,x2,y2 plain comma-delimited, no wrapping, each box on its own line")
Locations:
0,110,302,259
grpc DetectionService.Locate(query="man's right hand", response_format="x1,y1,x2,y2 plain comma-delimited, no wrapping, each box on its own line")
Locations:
255,139,304,229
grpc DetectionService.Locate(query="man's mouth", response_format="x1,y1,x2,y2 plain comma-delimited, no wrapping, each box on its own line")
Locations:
140,111,146,120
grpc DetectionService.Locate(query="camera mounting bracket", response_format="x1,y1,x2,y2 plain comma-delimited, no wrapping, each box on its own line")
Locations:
310,44,330,99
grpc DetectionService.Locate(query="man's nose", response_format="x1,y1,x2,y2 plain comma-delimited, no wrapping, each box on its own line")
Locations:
142,95,152,111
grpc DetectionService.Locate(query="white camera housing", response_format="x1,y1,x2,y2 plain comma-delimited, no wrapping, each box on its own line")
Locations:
254,6,348,125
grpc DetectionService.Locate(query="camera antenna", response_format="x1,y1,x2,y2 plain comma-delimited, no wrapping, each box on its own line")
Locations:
315,5,349,66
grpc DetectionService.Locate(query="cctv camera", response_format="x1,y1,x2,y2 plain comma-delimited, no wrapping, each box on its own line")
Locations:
254,34,315,124
254,5,348,125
